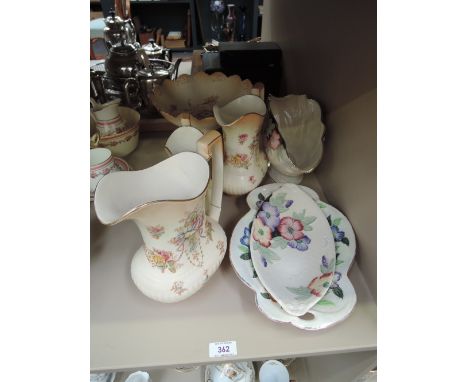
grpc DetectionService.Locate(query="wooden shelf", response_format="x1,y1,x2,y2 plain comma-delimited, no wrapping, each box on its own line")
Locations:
90,131,377,373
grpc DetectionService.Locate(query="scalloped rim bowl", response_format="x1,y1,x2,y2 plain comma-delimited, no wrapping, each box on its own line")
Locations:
151,71,265,131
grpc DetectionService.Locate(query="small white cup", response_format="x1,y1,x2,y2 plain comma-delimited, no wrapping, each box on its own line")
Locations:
90,148,115,199
259,360,290,382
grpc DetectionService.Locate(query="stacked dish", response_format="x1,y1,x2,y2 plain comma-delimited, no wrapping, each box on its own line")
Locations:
230,183,357,330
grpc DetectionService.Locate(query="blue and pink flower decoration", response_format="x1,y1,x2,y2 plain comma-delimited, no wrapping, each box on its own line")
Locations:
250,192,319,268
253,198,312,253
326,215,350,246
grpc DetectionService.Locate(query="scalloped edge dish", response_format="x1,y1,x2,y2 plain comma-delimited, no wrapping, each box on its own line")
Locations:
249,184,335,316
229,184,357,330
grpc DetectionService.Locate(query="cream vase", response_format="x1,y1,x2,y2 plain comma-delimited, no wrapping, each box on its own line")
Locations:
93,149,226,303
213,94,268,195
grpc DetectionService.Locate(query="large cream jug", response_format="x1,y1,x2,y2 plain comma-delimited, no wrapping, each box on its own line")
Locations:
94,138,226,302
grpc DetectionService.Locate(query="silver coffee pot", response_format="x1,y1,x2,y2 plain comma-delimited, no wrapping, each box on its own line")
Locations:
104,10,139,49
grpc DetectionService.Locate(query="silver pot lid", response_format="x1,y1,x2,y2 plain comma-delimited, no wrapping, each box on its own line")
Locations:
142,39,164,54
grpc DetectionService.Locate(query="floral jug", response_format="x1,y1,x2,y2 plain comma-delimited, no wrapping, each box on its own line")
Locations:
93,148,226,303
90,98,127,137
213,94,268,195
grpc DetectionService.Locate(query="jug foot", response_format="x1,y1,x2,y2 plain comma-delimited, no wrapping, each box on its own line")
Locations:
269,167,303,185
223,172,267,196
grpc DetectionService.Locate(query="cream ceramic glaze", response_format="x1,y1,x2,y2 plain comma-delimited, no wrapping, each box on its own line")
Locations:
213,95,268,195
151,71,265,131
94,152,227,303
90,98,127,137
91,106,140,157
165,124,224,221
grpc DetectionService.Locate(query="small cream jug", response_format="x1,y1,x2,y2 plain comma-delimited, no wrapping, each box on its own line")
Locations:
213,94,268,195
90,98,127,137
94,144,226,303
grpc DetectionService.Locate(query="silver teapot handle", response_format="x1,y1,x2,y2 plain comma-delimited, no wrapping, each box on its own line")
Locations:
171,58,182,80
136,48,150,68
123,78,140,108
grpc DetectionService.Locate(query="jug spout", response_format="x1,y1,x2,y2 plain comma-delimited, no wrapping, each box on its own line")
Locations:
213,94,266,128
93,152,227,303
94,152,210,225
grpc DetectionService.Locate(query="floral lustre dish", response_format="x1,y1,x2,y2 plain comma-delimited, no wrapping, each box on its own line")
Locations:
249,184,335,316
229,183,357,330
150,71,264,131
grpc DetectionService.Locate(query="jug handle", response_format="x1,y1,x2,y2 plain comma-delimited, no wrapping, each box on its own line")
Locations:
251,82,265,100
90,132,100,148
90,98,98,109
196,130,223,222
180,112,190,127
